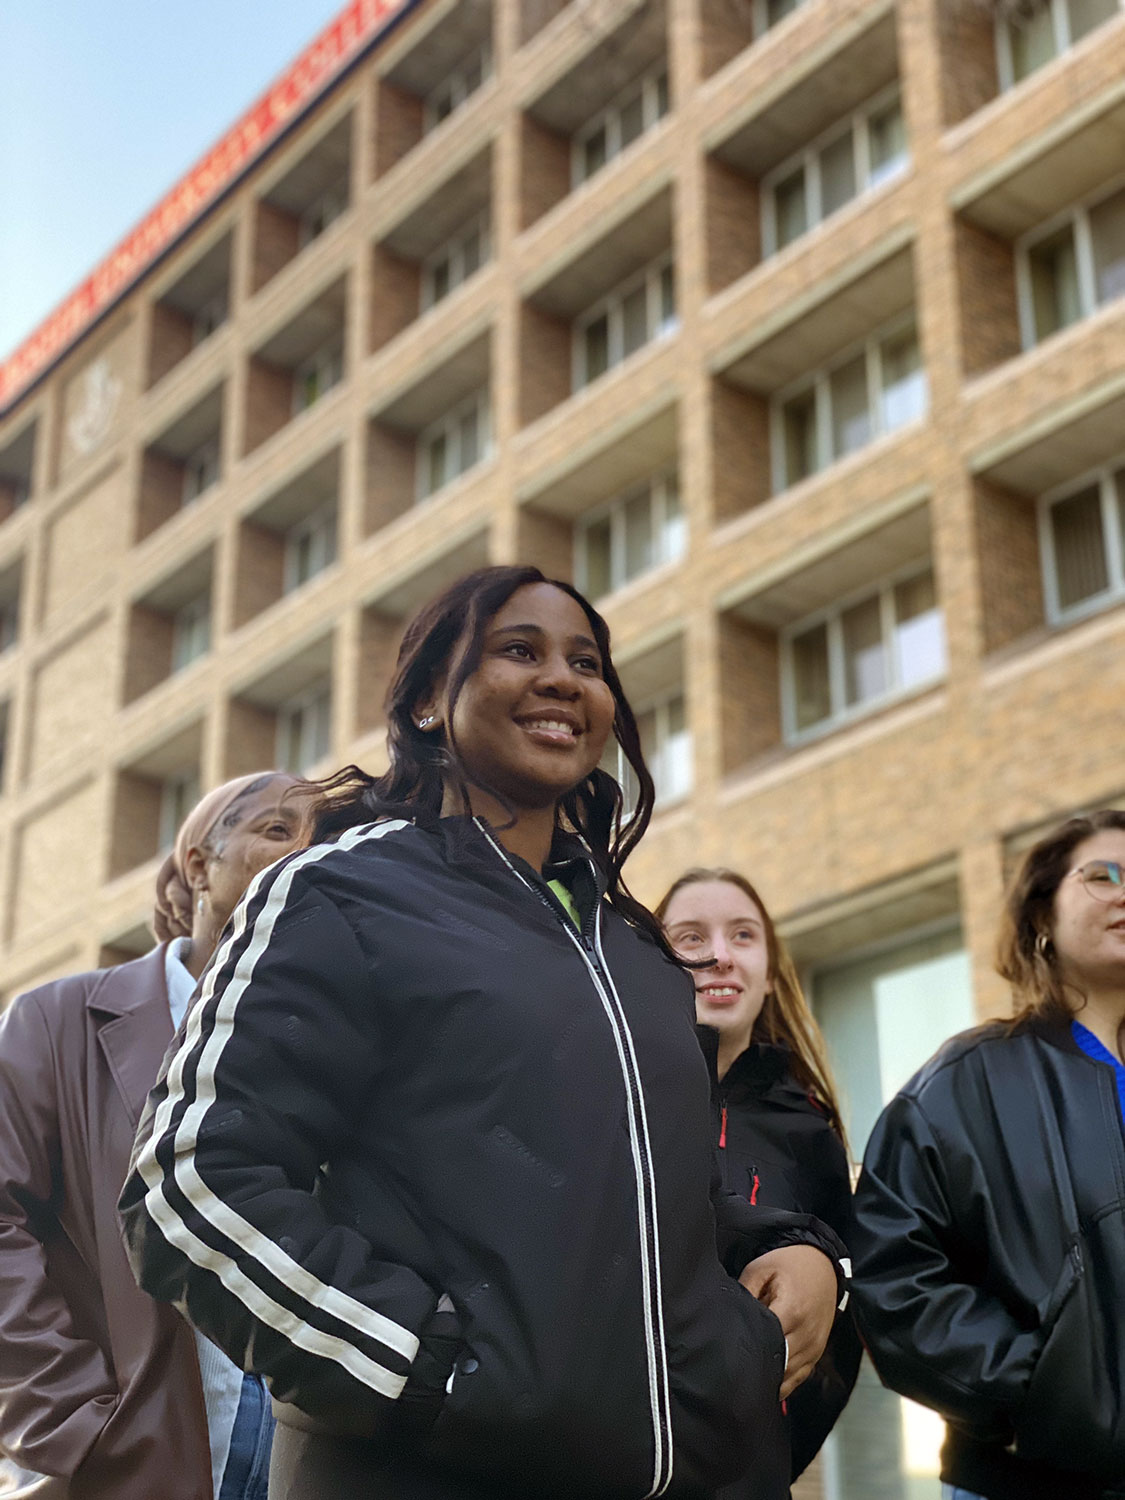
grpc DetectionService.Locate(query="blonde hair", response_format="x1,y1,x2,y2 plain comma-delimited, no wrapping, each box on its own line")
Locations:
656,867,848,1151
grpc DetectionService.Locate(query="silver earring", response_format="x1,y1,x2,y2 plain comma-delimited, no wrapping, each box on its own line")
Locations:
197,895,206,914
1035,932,1051,958
419,716,436,729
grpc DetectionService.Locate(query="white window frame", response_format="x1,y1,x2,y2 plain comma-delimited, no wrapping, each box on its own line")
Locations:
421,212,491,311
416,388,492,502
571,64,670,187
780,557,946,744
1038,454,1125,625
284,502,338,593
573,254,677,390
298,179,349,249
995,0,1124,90
181,438,221,506
762,84,908,257
292,339,344,416
158,769,201,854
609,685,692,811
423,41,492,133
770,312,926,494
1015,169,1125,350
191,291,228,347
276,681,333,774
171,594,211,673
574,468,684,599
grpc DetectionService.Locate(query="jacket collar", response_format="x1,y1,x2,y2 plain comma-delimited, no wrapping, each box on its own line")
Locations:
88,945,176,1127
719,1040,793,1100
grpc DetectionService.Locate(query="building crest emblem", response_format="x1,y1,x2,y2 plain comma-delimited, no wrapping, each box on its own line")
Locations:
67,357,122,457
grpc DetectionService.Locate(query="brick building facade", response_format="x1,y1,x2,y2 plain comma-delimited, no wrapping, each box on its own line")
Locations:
2,0,1124,1491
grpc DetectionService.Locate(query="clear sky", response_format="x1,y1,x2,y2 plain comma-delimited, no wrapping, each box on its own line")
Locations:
0,1,350,359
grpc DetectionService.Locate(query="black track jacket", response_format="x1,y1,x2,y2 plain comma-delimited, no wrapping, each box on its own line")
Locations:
851,1018,1125,1500
120,818,845,1500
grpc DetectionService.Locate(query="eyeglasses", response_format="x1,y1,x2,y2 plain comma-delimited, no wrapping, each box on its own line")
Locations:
1071,861,1125,902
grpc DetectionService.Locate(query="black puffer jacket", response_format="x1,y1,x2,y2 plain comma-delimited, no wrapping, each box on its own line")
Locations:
120,818,845,1500
713,1043,861,1483
852,1017,1125,1500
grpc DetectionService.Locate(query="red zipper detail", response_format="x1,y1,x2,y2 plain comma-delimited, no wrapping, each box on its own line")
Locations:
719,1105,727,1150
750,1172,760,1206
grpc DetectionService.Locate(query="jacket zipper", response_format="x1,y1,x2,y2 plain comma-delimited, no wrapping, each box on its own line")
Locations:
476,822,674,1499
717,1102,759,1203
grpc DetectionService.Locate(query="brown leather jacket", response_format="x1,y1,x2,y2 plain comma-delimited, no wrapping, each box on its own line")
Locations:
0,947,212,1499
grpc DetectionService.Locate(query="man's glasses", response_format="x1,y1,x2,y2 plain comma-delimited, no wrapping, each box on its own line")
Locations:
1072,861,1125,902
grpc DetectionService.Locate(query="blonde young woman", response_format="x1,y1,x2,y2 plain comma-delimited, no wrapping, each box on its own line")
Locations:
657,870,861,1492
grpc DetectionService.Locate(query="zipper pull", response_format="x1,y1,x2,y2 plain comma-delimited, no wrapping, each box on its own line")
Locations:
750,1172,760,1206
719,1105,727,1150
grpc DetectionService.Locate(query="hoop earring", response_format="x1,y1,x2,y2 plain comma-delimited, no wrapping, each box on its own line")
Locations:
1035,931,1051,959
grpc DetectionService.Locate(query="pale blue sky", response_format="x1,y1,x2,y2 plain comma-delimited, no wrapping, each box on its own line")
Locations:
0,2,351,358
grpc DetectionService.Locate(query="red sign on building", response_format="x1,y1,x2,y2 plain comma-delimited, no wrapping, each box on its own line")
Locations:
0,0,411,414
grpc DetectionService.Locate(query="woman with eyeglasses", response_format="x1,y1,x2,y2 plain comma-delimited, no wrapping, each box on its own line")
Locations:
851,809,1125,1500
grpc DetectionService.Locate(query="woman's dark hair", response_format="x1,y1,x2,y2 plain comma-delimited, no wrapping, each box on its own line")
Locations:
311,565,672,952
656,868,847,1148
998,808,1125,1026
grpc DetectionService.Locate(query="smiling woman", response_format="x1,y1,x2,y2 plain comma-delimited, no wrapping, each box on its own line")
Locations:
119,564,848,1500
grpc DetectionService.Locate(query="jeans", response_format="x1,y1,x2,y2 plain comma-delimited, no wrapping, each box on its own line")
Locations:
218,1376,275,1500
942,1487,987,1500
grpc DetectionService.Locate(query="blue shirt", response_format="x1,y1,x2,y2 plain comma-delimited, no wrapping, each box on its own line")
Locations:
1071,1019,1125,1122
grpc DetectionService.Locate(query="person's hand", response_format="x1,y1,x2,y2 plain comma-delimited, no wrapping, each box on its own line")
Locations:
739,1245,838,1400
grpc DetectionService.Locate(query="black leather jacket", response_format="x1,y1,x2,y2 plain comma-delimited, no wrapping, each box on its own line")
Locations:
852,1017,1125,1500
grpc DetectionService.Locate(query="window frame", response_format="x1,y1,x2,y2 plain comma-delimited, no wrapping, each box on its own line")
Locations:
158,769,202,854
571,63,670,187
415,387,492,502
181,437,221,506
276,680,333,775
609,684,692,811
1015,168,1125,350
423,41,492,133
420,211,491,311
761,83,908,257
574,467,684,599
292,338,345,416
283,501,338,594
780,556,946,744
573,254,677,391
770,311,926,494
170,593,212,674
191,291,229,347
1038,454,1125,625
995,0,1123,91
298,179,349,250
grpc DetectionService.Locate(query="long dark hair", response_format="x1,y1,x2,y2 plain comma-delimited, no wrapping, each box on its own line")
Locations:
656,868,848,1147
312,565,673,952
998,808,1125,1029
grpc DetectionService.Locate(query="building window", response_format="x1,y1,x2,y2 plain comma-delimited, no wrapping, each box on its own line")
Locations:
0,599,18,653
422,214,490,310
182,438,221,505
171,595,211,673
293,340,344,415
158,770,202,853
284,504,338,593
774,317,926,491
608,689,691,809
417,389,491,500
576,469,685,599
750,0,805,34
192,292,228,347
424,43,491,132
997,0,1121,88
1018,180,1125,347
783,563,945,740
764,87,908,255
299,181,348,249
573,66,670,186
1040,457,1125,622
574,257,676,389
277,683,332,774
